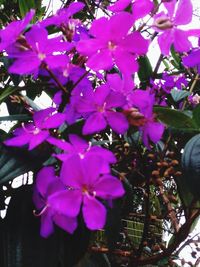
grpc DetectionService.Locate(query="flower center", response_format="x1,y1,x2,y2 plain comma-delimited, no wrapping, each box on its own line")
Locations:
108,41,117,51
154,16,173,30
97,102,106,113
38,52,46,60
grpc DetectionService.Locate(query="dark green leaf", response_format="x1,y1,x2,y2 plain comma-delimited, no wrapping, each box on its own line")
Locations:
182,134,200,199
0,114,30,121
193,104,200,127
138,56,153,86
0,86,19,104
154,107,198,131
0,143,50,184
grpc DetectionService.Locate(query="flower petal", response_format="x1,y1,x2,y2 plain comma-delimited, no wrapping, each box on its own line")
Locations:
82,112,107,135
36,166,56,197
40,211,54,238
29,131,49,150
94,175,125,199
82,196,106,230
53,214,77,234
48,189,82,217
106,111,128,134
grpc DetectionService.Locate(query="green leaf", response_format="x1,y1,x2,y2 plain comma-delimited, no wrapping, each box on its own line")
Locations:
193,104,200,127
0,142,50,184
138,56,153,86
19,0,35,17
181,134,200,199
0,86,19,104
171,89,190,102
0,114,30,121
154,107,198,131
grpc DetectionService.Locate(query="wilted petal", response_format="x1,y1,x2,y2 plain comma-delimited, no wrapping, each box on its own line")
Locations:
106,111,128,134
94,175,125,199
83,112,107,135
82,196,106,230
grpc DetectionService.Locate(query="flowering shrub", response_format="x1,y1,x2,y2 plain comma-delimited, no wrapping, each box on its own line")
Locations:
0,0,200,266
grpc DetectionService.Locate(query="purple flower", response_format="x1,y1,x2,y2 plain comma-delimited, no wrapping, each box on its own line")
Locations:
161,72,188,93
8,26,73,76
47,134,116,173
77,12,149,76
153,0,200,55
76,84,129,135
48,156,125,230
4,108,65,150
0,9,35,52
129,90,164,147
39,2,85,28
182,49,200,73
108,0,154,21
33,167,77,238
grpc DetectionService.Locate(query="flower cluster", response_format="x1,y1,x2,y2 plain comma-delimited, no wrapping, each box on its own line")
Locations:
2,0,200,237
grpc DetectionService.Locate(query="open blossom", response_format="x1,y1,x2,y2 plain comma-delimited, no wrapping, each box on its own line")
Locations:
33,167,77,238
76,84,129,135
8,26,73,76
39,2,84,28
48,156,125,230
153,0,200,55
108,0,154,21
47,134,116,173
0,9,35,52
77,12,149,76
129,90,164,147
4,108,65,150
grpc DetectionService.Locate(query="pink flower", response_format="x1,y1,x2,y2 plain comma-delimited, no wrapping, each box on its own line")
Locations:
153,0,200,55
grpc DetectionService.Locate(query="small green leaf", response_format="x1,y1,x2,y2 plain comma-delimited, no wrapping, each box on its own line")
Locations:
0,86,19,103
171,88,190,102
138,56,153,86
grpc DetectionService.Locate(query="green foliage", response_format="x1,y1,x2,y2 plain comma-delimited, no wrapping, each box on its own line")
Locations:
182,134,200,199
154,107,198,131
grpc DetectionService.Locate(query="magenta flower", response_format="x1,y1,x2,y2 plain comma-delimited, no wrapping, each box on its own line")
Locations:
48,156,125,230
153,0,200,55
130,90,164,147
39,2,84,28
77,12,149,76
182,49,200,73
76,84,129,135
33,167,77,238
108,0,154,21
4,108,65,150
8,26,73,76
0,9,35,52
47,134,116,173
